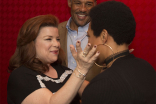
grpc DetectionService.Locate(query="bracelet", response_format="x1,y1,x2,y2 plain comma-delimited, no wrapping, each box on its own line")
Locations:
76,68,86,77
73,71,86,80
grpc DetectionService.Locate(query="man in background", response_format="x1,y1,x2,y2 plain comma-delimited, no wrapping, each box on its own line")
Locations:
58,0,102,81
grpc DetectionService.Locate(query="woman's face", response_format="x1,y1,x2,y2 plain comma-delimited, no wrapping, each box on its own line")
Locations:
35,26,60,64
87,23,105,65
87,23,102,48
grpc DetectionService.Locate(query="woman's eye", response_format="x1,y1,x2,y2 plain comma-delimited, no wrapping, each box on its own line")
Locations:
57,39,60,41
86,35,90,37
46,38,51,41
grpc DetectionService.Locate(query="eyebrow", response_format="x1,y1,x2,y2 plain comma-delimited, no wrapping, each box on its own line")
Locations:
73,0,94,3
73,0,80,2
86,1,94,4
43,36,52,38
43,36,60,38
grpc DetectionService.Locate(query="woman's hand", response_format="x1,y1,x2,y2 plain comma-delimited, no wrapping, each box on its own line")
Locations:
70,41,100,74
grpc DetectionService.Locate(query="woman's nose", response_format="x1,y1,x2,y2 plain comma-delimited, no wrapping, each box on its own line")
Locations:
53,39,60,48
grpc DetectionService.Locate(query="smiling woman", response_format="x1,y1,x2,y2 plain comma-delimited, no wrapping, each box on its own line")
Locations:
7,14,100,104
35,27,60,65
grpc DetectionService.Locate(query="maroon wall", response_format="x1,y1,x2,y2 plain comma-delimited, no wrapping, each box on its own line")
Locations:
0,0,155,103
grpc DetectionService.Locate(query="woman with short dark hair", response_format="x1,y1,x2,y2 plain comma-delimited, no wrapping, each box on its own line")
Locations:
81,1,155,104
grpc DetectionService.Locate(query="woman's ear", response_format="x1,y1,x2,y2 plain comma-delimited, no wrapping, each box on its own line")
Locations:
68,0,71,8
100,29,108,43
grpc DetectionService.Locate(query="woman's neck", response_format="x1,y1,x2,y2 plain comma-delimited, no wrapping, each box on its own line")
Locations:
44,65,58,78
106,49,129,68
104,43,129,68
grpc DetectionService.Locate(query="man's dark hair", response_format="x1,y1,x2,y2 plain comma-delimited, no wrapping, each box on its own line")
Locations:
89,1,136,45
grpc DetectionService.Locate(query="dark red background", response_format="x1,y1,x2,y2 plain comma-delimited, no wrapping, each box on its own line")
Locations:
0,0,155,103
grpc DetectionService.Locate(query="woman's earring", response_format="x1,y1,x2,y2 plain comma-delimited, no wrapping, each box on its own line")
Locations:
102,33,105,41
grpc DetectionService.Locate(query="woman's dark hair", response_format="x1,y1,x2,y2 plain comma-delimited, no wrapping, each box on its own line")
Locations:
89,1,136,45
8,14,65,73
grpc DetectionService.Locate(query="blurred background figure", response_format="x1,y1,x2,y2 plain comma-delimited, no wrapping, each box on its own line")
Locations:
58,0,102,81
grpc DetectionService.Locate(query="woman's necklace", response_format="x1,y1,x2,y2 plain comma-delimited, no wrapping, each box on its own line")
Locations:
95,50,130,70
104,50,129,65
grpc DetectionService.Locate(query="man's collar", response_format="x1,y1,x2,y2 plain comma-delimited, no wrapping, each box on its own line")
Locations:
66,17,90,32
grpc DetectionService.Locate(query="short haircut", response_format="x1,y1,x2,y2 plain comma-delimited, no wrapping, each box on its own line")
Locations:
89,1,136,45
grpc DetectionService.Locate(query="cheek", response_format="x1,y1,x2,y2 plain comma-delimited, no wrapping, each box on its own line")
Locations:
88,6,94,11
88,38,94,45
36,42,49,54
88,38,91,43
71,6,80,13
58,42,61,49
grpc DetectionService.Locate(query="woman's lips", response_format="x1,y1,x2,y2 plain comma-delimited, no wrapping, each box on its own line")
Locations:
51,50,58,54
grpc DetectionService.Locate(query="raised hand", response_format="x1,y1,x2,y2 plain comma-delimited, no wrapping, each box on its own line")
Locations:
70,41,100,75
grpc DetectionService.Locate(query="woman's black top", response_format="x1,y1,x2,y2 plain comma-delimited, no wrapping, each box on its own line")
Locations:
82,54,156,104
7,64,80,104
